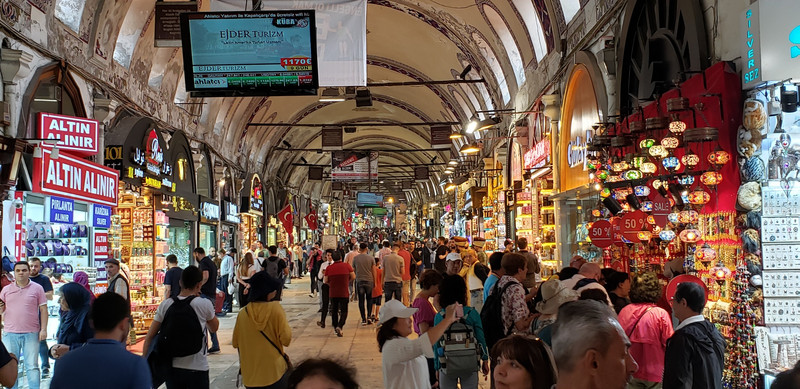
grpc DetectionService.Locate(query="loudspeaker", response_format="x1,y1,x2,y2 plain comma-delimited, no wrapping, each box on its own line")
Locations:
355,89,372,107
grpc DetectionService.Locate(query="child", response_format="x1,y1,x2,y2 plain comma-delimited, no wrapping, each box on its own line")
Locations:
371,257,384,322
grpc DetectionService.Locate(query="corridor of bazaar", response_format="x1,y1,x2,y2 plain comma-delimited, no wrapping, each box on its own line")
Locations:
0,0,795,388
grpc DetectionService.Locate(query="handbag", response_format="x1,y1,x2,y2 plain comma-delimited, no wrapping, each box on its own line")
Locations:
227,280,237,296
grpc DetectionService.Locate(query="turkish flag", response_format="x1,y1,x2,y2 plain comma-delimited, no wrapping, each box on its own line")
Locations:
343,218,353,234
277,204,294,239
305,209,318,230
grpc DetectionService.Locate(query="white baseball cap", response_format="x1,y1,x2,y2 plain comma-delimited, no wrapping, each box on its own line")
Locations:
446,252,462,262
379,299,418,324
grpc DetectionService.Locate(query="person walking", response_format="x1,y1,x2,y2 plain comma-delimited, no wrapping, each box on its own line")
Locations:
516,238,541,291
398,242,413,305
0,261,47,389
233,272,292,389
378,299,459,389
47,283,94,361
352,243,375,324
277,242,291,285
325,252,355,337
663,282,725,389
483,252,505,302
263,246,289,301
163,255,182,300
606,271,631,314
143,266,219,389
383,243,404,303
411,270,443,387
236,252,257,308
344,244,359,299
372,257,384,322
316,251,333,328
28,258,54,378
193,248,221,354
493,254,536,336
308,246,323,298
219,249,235,314
50,293,151,389
71,271,95,303
617,272,673,389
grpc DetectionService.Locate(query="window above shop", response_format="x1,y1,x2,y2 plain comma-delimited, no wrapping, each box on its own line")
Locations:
483,5,527,86
55,0,87,32
471,31,511,104
511,0,550,62
112,0,155,68
560,0,581,24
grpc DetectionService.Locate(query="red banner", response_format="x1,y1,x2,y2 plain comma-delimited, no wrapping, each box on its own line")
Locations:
38,113,99,157
32,144,119,207
621,210,648,241
13,191,23,260
277,204,293,238
94,232,109,260
305,208,318,230
343,218,353,234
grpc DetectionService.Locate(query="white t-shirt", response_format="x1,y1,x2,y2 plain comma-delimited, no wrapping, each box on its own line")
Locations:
382,333,434,389
154,295,216,371
319,260,332,281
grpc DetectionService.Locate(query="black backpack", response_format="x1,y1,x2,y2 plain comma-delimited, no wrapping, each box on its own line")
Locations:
480,280,518,351
156,296,204,358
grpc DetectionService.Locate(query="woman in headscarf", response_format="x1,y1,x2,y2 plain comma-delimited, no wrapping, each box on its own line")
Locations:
72,271,95,303
48,282,94,361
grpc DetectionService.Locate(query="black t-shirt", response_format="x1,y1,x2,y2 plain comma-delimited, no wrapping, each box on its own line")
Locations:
163,267,182,298
0,339,12,369
198,256,217,298
30,273,53,293
435,245,448,273
262,256,287,279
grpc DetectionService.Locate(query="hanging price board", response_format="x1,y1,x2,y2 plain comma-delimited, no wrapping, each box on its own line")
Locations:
589,220,613,248
622,210,648,241
650,193,671,226
612,217,625,247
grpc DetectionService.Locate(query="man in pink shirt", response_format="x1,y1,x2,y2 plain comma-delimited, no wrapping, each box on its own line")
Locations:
397,243,413,305
0,261,47,389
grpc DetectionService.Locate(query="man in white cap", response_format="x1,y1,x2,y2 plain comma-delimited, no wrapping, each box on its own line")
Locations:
444,252,463,276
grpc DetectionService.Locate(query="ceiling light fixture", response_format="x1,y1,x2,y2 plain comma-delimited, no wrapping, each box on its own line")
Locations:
449,130,463,139
448,159,458,166
459,143,480,154
445,182,457,191
319,87,345,102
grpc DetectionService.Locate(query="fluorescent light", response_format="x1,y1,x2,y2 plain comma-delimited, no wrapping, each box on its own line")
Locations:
33,98,58,103
449,130,463,139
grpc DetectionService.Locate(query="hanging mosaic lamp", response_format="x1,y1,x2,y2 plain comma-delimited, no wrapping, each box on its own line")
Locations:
612,161,630,172
688,188,711,206
647,215,656,224
694,243,718,266
624,170,643,180
668,212,680,223
678,175,695,186
649,145,668,158
600,188,611,198
679,226,701,243
682,152,701,169
638,228,652,244
659,228,677,241
661,137,680,149
597,170,609,180
634,185,651,197
669,117,687,134
679,209,699,224
592,209,602,217
712,263,731,286
640,162,657,174
639,138,656,148
708,149,731,166
700,171,723,186
641,201,654,212
662,156,681,172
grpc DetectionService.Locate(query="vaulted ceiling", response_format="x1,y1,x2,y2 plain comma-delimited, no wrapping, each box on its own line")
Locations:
42,0,587,202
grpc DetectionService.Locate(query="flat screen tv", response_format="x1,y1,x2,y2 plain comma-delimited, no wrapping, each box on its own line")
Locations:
357,192,384,208
180,10,318,97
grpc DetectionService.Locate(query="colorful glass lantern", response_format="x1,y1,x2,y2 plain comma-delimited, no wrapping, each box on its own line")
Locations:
641,201,654,212
649,145,668,158
694,243,718,266
592,209,602,217
639,138,656,148
700,171,723,186
600,188,611,198
682,153,700,169
679,210,699,224
614,191,627,200
679,227,701,243
662,156,681,172
712,264,732,286
634,185,651,197
647,215,656,224
612,161,630,172
597,170,609,180
708,150,731,166
661,137,680,149
640,162,657,174
688,188,711,206
624,170,643,180
659,229,676,241
652,180,664,189
678,175,695,186
669,119,687,134
638,229,652,243
668,212,680,223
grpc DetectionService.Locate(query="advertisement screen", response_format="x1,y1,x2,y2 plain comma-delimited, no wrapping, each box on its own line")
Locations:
356,192,384,208
181,10,318,97
331,151,379,181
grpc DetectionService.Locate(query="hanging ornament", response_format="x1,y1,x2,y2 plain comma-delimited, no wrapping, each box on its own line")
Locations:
687,188,711,206
681,152,701,169
637,228,652,244
600,188,612,198
679,226,701,243
641,201,654,212
591,209,602,217
659,228,676,241
679,209,699,224
649,145,668,158
640,162,657,174
597,170,609,180
669,117,687,134
612,161,630,172
694,243,718,266
646,215,656,224
639,138,656,148
624,170,643,180
634,185,650,197
662,156,681,172
668,212,680,223
677,175,695,186
700,171,723,186
661,137,680,149
711,263,731,286
707,149,731,166
632,156,647,168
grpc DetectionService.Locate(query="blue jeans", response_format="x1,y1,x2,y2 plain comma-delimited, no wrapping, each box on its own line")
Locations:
39,339,50,371
3,332,40,389
201,295,220,349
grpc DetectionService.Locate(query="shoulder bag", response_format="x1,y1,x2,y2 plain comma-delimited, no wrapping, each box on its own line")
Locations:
245,306,292,370
626,306,654,338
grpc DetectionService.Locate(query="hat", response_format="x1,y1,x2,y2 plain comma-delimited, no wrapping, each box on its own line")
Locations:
460,249,476,260
446,252,462,262
535,279,578,315
453,236,468,248
104,258,120,266
472,237,486,248
379,299,418,324
248,271,283,302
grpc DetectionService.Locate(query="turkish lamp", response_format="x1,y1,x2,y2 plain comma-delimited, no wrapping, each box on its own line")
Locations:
640,162,657,174
600,187,612,198
647,215,656,224
662,156,681,172
641,201,654,212
682,152,700,169
638,227,652,244
707,148,731,166
700,171,723,186
679,225,701,244
634,185,650,197
694,243,717,266
649,145,668,158
668,212,680,224
678,175,695,186
639,138,656,148
659,228,677,242
712,263,731,286
669,115,687,134
624,169,643,180
661,137,680,149
688,188,711,206
597,170,610,181
679,209,699,224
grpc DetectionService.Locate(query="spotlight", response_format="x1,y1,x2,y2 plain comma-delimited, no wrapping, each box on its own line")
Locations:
602,197,624,216
445,182,457,191
449,130,463,139
626,193,641,210
282,140,292,148
448,159,458,166
459,65,473,80
459,143,480,154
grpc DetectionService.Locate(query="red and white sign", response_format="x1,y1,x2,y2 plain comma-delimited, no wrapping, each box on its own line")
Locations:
611,217,625,247
13,191,23,260
588,220,613,248
38,113,99,157
523,140,550,169
32,144,119,207
650,194,671,226
621,210,648,241
94,232,109,260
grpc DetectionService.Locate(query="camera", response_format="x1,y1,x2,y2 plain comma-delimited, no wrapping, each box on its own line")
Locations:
13,198,23,209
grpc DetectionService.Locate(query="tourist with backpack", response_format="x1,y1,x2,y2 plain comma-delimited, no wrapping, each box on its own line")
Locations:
481,254,536,353
263,246,288,301
432,275,489,389
143,265,219,389
233,272,292,389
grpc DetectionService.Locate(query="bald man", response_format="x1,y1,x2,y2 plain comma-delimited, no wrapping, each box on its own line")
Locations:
561,263,611,305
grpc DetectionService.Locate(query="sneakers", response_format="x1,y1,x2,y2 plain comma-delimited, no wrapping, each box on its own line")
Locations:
207,346,221,354
317,321,326,329
335,328,343,337
367,318,374,325
361,320,367,326
41,368,50,378
309,293,315,298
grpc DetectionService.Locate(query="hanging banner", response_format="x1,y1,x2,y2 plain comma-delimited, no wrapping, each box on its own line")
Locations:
305,208,318,230
588,220,613,248
32,144,119,207
38,113,100,157
741,0,800,88
430,125,452,149
331,151,378,181
249,175,264,215
524,139,550,169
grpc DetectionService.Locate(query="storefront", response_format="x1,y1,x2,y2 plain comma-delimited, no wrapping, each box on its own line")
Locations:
218,168,238,251
199,199,220,251
740,0,800,383
239,173,264,250
164,130,199,269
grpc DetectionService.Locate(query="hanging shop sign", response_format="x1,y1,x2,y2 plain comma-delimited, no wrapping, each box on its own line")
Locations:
650,194,672,226
13,191,23,259
247,175,264,215
48,196,74,223
742,0,800,88
331,151,379,181
430,125,452,149
92,204,112,228
559,65,599,192
588,219,613,248
621,210,648,241
225,201,241,224
523,139,550,170
94,231,109,260
155,1,197,47
104,145,123,173
201,201,220,221
38,113,100,157
127,128,175,192
32,144,119,207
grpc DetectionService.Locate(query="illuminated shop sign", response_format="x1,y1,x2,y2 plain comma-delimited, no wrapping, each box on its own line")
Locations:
524,140,550,170
201,201,220,221
567,131,592,169
249,175,264,215
127,128,175,192
742,0,800,88
38,113,100,157
32,144,119,207
225,202,241,224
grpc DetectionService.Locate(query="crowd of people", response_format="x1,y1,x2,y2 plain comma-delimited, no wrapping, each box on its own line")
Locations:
0,234,796,389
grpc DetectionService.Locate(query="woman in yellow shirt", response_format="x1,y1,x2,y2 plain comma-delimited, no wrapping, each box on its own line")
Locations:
233,272,292,388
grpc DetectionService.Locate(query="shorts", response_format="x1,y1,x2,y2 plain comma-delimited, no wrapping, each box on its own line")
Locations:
373,296,383,306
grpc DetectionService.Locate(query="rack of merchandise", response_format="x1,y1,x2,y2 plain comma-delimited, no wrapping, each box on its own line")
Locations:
482,195,495,247
538,177,557,276
515,191,534,244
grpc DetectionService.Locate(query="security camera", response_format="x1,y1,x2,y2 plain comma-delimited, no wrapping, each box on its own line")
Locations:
13,198,23,209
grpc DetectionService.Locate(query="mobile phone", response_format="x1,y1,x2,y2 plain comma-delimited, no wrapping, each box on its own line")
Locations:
454,303,464,318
